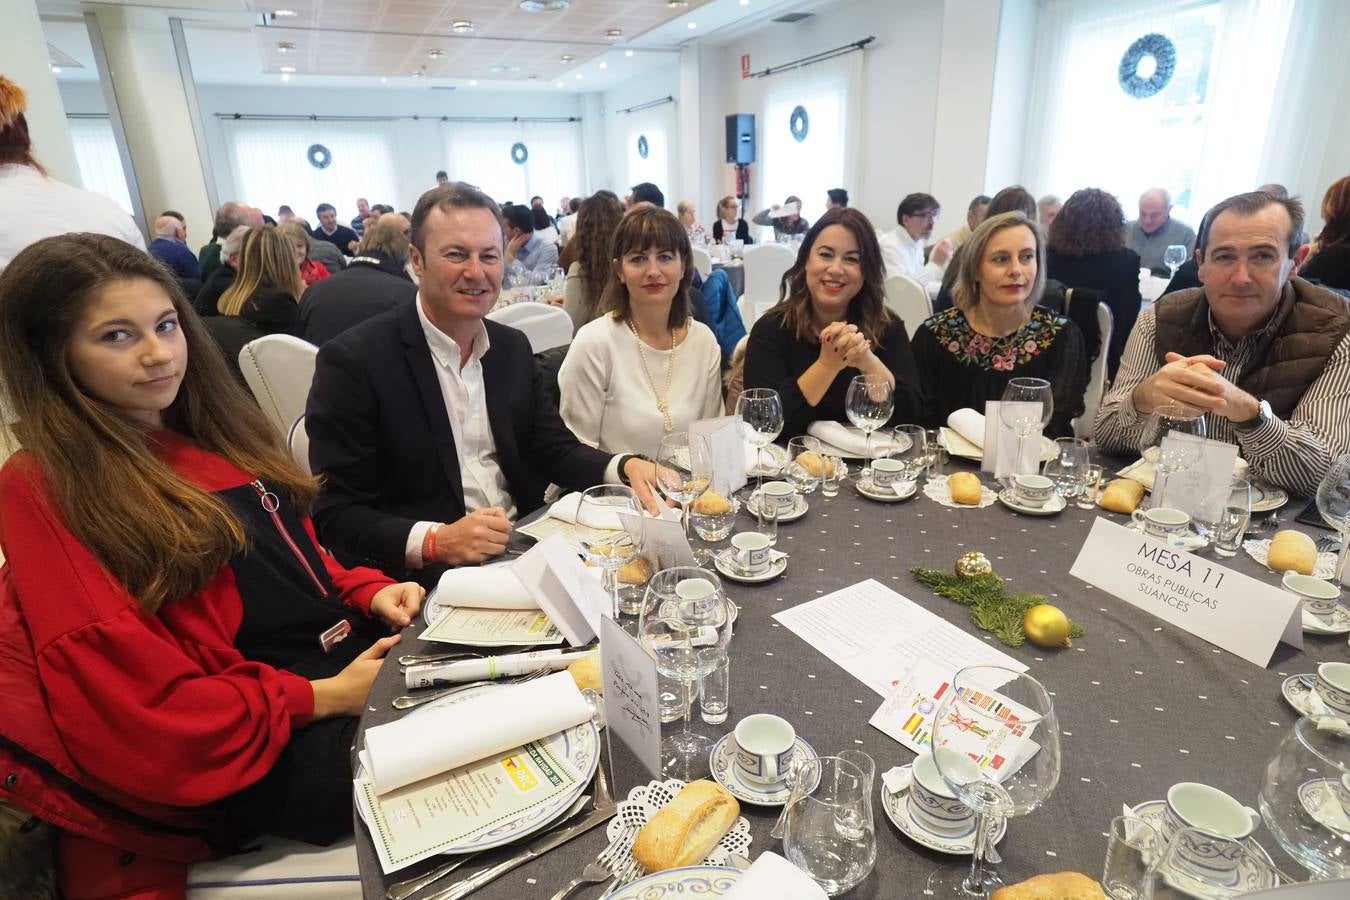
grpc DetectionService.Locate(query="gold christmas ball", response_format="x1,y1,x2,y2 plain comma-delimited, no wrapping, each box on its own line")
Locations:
955,551,993,578
1024,604,1072,648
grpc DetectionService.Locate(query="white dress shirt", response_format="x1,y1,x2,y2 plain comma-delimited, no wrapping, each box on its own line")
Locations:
878,225,946,299
0,164,145,271
558,212,579,247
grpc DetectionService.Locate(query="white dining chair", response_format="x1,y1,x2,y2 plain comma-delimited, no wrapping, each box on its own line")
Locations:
742,243,795,320
238,335,319,440
690,245,713,280
883,274,932,331
487,302,573,354
187,836,360,898
1072,302,1114,440
287,415,311,476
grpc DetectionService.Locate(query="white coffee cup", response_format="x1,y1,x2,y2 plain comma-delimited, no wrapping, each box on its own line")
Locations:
1132,507,1191,538
730,531,771,574
733,714,795,787
1012,474,1055,508
871,457,905,487
908,750,975,834
760,480,797,514
1282,572,1340,618
1161,783,1259,846
1315,662,1350,717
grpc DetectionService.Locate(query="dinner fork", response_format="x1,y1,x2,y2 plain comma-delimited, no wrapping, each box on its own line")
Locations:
547,837,630,900
390,667,548,710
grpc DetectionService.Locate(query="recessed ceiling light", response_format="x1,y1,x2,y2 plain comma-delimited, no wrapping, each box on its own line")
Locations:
518,0,570,11
451,20,474,34
687,22,697,29
428,48,445,59
380,76,387,83
272,9,297,17
276,41,297,53
559,54,575,63
599,61,607,69
488,64,521,74
555,81,564,88
667,0,690,7
740,0,749,5
575,73,583,80
279,65,296,73
50,65,61,74
605,29,623,41
624,50,634,57
469,79,478,86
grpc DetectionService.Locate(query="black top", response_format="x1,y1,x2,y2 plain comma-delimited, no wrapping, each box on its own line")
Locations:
298,252,417,346
194,263,235,318
201,286,300,384
310,224,359,256
1160,259,1202,297
910,307,1087,438
742,306,922,440
1300,244,1350,292
1045,246,1142,381
711,219,753,244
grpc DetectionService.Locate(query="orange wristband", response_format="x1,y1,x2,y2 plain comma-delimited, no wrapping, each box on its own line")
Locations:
422,524,440,565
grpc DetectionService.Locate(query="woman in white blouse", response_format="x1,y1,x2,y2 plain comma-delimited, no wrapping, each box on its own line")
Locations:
559,206,723,458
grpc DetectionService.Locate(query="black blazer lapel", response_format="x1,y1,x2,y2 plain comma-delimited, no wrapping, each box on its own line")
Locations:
481,328,525,510
398,303,466,513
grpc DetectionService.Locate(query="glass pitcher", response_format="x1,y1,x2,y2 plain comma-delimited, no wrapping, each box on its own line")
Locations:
782,750,877,895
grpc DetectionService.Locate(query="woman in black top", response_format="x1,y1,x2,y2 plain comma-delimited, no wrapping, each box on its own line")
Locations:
1045,187,1141,380
1302,176,1350,292
911,211,1086,438
711,194,753,244
743,207,921,439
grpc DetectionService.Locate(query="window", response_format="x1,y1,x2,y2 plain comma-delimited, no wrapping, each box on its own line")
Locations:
621,104,673,198
67,117,134,216
443,121,585,208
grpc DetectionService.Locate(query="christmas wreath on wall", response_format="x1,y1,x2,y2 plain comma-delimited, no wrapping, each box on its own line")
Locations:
306,143,332,170
511,142,529,165
789,105,809,143
637,134,650,159
1118,33,1176,99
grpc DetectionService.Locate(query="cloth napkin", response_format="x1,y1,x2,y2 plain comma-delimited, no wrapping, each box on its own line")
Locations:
722,852,827,900
548,492,680,527
1118,455,1250,492
946,408,986,450
434,564,537,610
807,421,899,457
361,671,591,794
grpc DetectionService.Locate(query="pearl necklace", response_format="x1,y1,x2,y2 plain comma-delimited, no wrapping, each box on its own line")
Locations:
628,319,677,433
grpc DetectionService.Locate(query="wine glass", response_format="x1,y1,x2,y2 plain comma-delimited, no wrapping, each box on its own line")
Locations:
926,666,1061,898
638,568,732,780
1315,452,1350,581
1163,244,1188,279
577,484,642,618
545,265,566,303
735,387,784,502
846,374,895,479
656,432,714,565
1138,403,1207,508
640,567,725,724
999,378,1053,477
1257,716,1350,880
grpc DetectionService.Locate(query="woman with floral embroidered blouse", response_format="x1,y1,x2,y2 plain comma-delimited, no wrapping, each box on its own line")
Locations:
910,211,1087,437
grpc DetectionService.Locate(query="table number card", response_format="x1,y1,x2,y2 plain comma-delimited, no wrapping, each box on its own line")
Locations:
981,401,1042,478
1069,519,1302,666
1151,433,1239,521
600,615,662,778
691,415,747,496
511,533,609,644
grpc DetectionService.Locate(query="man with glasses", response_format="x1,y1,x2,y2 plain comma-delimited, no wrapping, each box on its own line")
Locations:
878,192,953,299
1095,191,1350,496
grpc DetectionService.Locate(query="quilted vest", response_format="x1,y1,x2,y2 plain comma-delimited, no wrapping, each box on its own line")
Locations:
1152,278,1350,420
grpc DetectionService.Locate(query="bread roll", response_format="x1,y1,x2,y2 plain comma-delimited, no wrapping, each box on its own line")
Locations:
796,450,835,479
949,472,983,505
632,780,740,873
567,653,601,694
1269,529,1316,575
618,556,654,585
991,871,1106,900
692,489,732,515
1099,478,1145,514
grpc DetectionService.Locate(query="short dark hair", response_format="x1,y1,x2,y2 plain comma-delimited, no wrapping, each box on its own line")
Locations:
315,203,336,216
1197,191,1306,258
897,193,939,223
410,181,504,253
278,205,294,215
569,197,582,213
985,186,1036,219
827,188,849,207
969,195,992,213
213,201,253,240
160,210,186,224
435,170,448,180
502,203,534,234
530,195,543,204
530,206,554,231
630,182,665,208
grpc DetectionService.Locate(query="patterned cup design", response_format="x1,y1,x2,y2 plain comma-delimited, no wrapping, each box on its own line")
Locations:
1315,662,1350,717
908,753,973,833
1161,783,1258,847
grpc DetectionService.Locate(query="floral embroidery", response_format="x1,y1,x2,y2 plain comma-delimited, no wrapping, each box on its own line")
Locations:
928,307,1065,370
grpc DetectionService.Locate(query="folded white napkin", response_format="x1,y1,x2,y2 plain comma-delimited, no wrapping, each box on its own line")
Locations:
548,492,680,527
722,852,827,900
807,421,899,457
434,564,537,610
362,671,591,794
946,408,986,449
1117,455,1250,492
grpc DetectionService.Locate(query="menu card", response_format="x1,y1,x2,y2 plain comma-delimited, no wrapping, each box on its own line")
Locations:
690,415,748,497
981,401,1042,478
421,607,564,647
618,509,695,569
1151,433,1239,522
600,615,662,777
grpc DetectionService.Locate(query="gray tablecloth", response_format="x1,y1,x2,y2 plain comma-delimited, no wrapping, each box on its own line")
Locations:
355,462,1333,898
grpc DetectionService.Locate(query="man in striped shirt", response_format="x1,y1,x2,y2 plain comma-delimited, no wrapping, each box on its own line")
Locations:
1095,191,1350,497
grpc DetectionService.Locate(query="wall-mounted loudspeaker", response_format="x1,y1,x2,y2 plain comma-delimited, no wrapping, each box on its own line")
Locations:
725,114,755,165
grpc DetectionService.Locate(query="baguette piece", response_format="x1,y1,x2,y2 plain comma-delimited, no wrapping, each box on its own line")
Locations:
1269,529,1316,575
949,471,983,505
1099,478,1145,514
632,780,740,873
991,871,1106,900
796,450,835,479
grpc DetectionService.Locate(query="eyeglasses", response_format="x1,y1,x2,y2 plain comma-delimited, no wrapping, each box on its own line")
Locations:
908,210,940,221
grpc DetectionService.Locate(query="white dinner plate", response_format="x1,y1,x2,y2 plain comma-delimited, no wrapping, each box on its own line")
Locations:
1249,483,1289,514
354,684,598,854
607,866,741,899
746,443,789,477
810,425,911,461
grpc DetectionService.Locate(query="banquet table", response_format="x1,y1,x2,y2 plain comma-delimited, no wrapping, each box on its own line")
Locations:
353,458,1339,898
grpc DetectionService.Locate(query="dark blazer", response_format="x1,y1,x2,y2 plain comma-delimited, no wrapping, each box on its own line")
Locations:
1046,246,1142,381
297,252,417,346
307,303,613,586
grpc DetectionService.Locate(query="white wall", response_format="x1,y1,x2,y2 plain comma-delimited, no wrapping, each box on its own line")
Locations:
595,63,682,200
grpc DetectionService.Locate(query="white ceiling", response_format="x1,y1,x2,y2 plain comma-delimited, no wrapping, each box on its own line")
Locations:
40,0,815,92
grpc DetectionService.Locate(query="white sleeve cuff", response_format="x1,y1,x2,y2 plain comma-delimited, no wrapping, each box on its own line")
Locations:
604,455,624,485
404,521,439,569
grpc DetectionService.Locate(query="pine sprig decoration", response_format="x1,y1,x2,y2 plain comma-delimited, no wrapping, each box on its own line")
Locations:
911,567,1085,648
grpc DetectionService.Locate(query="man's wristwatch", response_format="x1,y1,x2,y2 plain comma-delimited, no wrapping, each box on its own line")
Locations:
1234,398,1273,433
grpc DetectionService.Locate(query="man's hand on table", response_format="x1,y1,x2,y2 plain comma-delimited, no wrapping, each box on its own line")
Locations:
436,508,513,565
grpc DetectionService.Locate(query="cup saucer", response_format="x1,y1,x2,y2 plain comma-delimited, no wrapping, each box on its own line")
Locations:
714,548,787,584
707,732,820,807
1281,674,1323,716
1303,604,1350,635
856,476,918,503
996,488,1066,516
879,765,1006,856
1128,799,1277,889
747,492,807,523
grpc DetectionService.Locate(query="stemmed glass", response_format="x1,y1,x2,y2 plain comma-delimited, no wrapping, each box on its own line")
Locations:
577,484,642,619
1163,244,1188,280
1138,403,1207,508
638,567,732,780
1315,452,1350,581
545,265,567,303
735,387,784,502
927,666,1061,898
999,378,1053,477
846,374,895,479
656,432,714,565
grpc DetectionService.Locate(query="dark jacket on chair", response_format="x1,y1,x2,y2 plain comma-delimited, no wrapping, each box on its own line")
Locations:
202,287,299,385
297,252,416,346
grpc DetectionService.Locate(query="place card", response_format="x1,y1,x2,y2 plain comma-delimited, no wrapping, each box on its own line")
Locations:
421,607,564,647
511,533,609,644
691,415,747,497
981,401,1042,478
1151,433,1239,521
619,509,696,570
600,615,662,778
1069,518,1302,666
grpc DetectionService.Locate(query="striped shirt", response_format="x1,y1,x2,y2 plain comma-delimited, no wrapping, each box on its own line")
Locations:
1093,298,1350,497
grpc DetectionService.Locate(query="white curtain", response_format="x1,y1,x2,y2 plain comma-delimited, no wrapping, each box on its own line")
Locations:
1022,0,1294,224
442,120,585,208
67,117,134,215
621,103,675,198
758,52,862,230
221,119,400,221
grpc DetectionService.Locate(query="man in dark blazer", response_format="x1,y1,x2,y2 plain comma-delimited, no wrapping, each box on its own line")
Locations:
307,182,662,587
298,223,417,346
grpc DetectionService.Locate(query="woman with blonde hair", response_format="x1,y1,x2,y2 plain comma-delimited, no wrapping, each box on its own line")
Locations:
277,221,330,287
558,206,722,457
710,194,752,245
911,211,1086,436
209,226,304,381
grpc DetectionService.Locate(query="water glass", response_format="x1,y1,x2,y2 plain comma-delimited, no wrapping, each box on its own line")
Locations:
756,492,779,545
1102,815,1160,900
1204,478,1251,558
783,751,877,895
887,425,929,487
1041,458,1080,501
786,436,824,494
846,375,896,479
690,495,739,543
1077,463,1104,509
820,454,844,498
926,428,947,479
699,651,730,725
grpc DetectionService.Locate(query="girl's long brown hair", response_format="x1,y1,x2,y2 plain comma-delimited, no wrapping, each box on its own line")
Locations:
772,207,891,347
218,226,304,316
0,234,318,614
575,191,624,323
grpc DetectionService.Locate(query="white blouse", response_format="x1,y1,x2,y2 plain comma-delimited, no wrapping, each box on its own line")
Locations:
558,314,724,458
